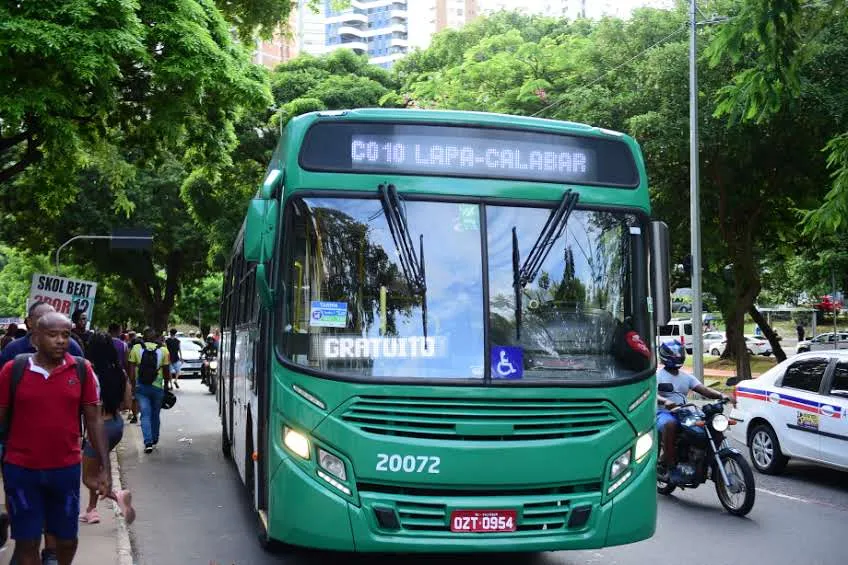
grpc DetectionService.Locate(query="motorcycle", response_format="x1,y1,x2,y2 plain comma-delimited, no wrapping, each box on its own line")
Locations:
201,353,217,394
656,383,756,516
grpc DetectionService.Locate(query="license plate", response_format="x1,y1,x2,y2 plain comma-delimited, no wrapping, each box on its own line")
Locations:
449,510,517,533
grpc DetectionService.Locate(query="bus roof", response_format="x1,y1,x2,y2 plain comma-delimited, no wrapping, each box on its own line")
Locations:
286,108,634,143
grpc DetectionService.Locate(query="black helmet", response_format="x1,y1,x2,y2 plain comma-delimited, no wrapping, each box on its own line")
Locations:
161,390,177,410
658,340,686,369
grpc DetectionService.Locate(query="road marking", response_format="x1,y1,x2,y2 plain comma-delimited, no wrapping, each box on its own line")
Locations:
756,487,847,511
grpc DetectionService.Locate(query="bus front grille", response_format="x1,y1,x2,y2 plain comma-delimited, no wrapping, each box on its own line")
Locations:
391,498,576,533
341,396,618,440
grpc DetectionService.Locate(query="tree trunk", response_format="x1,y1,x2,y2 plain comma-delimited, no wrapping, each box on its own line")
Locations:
130,251,184,334
749,305,787,362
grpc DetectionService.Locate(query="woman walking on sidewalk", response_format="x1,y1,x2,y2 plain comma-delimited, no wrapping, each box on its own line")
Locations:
79,333,136,525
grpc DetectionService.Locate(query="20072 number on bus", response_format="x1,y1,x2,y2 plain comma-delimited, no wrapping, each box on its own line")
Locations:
376,454,440,474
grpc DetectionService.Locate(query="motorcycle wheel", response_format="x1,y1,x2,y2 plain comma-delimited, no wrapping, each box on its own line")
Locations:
656,441,676,495
714,451,756,516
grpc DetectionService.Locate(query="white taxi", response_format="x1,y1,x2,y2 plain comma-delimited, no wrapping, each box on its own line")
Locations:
728,350,848,474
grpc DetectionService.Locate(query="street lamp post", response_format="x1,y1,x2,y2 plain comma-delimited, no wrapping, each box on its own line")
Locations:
55,235,154,275
689,0,704,382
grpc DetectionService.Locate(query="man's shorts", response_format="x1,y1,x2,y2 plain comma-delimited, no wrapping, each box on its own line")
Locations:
656,409,678,430
82,417,124,458
170,360,182,375
2,462,81,541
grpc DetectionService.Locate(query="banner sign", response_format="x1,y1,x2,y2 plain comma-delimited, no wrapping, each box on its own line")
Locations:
29,274,98,326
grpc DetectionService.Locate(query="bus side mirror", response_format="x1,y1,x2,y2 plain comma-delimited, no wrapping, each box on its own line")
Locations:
244,199,279,264
650,221,671,326
244,196,279,310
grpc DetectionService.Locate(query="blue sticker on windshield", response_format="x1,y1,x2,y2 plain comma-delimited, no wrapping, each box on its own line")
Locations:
309,301,348,328
491,346,523,379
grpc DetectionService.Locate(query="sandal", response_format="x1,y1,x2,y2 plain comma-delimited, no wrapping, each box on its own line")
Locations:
79,508,100,524
114,489,136,525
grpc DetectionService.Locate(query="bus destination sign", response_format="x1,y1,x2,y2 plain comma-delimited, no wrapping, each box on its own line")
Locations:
299,122,639,187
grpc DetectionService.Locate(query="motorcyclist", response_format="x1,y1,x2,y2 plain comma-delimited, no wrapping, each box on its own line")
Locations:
656,341,733,484
200,336,217,384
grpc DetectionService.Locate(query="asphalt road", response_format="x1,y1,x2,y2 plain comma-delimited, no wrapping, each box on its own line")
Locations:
118,380,848,565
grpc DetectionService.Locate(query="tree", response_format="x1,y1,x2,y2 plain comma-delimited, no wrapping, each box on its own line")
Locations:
1,1,270,206
396,7,848,377
270,50,401,130
173,273,224,335
1,1,271,330
707,0,848,233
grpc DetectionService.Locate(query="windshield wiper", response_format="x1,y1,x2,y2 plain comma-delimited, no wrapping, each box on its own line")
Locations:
512,190,579,340
378,184,428,347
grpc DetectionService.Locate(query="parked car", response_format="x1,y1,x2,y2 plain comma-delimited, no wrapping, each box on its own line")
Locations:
729,350,848,474
796,332,848,354
703,331,726,356
177,337,204,377
704,335,772,357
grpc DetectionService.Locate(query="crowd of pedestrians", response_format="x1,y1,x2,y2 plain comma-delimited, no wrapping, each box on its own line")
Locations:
0,303,212,565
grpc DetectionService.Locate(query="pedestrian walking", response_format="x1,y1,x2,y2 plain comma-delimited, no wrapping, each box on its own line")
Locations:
165,329,182,390
69,311,92,354
0,302,84,371
0,323,17,350
796,322,805,342
79,333,135,526
0,312,112,565
128,328,170,454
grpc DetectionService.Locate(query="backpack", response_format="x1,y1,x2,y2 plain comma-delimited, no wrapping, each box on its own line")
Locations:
0,353,88,448
137,344,161,385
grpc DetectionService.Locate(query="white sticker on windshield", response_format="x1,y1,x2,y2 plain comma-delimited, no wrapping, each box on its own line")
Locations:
319,336,447,359
309,301,348,328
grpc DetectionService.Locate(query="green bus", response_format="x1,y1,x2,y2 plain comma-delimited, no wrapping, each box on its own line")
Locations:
218,108,672,553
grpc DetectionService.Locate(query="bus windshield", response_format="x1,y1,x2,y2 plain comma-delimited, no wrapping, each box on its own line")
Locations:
280,196,648,381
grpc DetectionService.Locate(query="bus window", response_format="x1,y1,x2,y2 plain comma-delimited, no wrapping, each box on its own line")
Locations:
280,197,485,379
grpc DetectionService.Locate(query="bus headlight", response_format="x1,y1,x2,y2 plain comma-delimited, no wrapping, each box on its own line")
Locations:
318,449,346,481
283,427,310,459
634,431,653,462
610,450,631,480
712,414,729,432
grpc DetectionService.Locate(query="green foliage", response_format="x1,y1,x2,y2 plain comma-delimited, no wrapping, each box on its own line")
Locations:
0,0,144,187
214,0,295,42
173,273,223,333
0,245,53,318
270,50,401,129
707,0,848,239
1,0,272,330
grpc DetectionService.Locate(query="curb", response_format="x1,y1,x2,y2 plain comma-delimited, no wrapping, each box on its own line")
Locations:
110,449,134,565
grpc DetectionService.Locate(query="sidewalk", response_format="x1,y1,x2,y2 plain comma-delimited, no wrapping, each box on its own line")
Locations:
0,450,131,565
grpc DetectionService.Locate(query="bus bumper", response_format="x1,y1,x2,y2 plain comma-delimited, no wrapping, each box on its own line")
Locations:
268,451,656,552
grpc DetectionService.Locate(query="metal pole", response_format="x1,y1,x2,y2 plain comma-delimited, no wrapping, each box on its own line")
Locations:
833,270,838,350
689,0,704,382
55,235,153,275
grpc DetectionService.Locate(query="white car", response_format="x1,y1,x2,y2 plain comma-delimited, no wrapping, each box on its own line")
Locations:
705,335,772,357
729,350,848,474
796,332,848,354
703,331,726,356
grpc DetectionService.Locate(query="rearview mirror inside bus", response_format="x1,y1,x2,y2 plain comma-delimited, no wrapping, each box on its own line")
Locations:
650,220,671,326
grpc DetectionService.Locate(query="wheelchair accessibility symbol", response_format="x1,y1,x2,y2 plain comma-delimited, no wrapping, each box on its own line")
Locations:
491,346,523,379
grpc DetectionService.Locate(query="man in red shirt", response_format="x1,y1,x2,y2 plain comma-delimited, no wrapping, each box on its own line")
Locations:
0,312,111,565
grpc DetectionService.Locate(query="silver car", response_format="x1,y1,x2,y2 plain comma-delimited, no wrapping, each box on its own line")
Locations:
796,332,848,353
